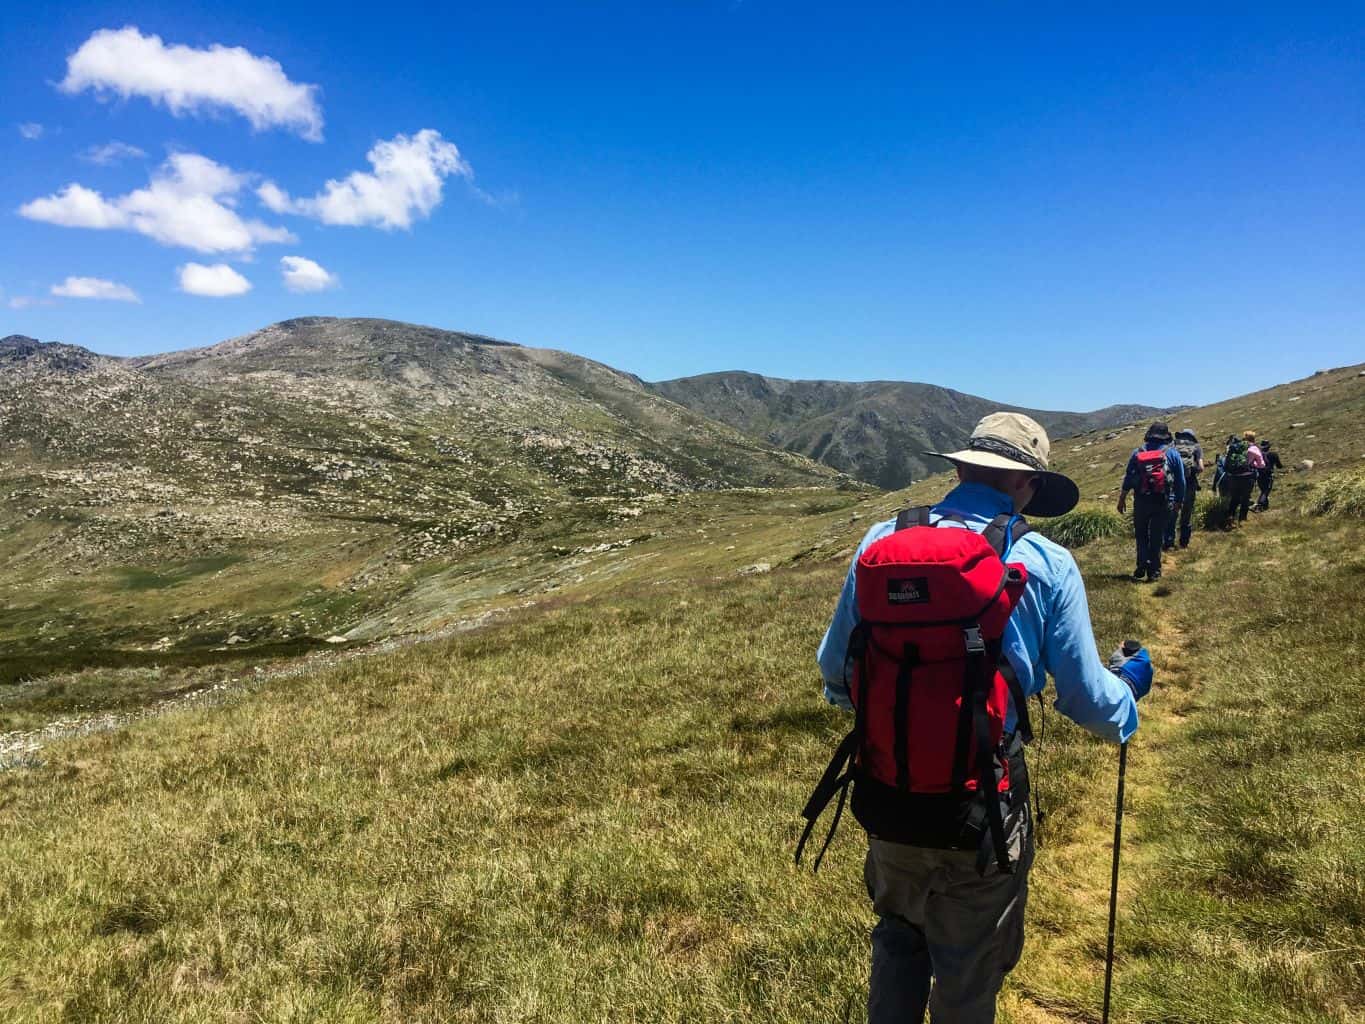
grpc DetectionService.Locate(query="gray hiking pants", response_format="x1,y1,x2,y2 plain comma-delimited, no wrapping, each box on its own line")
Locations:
864,808,1034,1024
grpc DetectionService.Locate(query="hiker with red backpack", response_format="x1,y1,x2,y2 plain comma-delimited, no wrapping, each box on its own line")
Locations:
1117,422,1186,582
804,412,1152,1024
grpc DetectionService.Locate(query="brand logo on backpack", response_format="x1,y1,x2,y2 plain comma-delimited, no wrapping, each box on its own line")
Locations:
887,577,931,604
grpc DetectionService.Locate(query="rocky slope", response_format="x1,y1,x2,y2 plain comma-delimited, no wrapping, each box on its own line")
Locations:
1,321,844,680
649,370,1177,488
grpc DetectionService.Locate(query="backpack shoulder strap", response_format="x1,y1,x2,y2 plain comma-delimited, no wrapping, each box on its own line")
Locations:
894,505,933,532
982,513,1031,558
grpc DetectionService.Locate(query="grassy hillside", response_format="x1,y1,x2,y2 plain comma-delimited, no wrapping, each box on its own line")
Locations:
0,322,843,685
649,370,1177,489
1,362,1362,1022
2,485,1362,1022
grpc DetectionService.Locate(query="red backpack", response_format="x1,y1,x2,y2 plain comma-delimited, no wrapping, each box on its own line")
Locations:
797,507,1034,874
1135,448,1168,496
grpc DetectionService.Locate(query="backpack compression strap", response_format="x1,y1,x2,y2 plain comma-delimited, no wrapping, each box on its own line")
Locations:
895,505,931,531
982,513,1031,558
965,624,1014,874
897,508,1027,555
894,506,967,532
981,513,1034,745
794,730,857,872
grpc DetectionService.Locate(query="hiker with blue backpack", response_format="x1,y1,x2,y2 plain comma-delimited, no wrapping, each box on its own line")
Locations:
800,412,1153,1024
1117,422,1186,582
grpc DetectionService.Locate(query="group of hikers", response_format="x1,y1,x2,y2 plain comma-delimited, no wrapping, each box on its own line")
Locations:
798,410,1291,1022
1118,420,1284,582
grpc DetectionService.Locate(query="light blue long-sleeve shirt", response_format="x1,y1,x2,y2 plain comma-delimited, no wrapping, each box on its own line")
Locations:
816,482,1138,743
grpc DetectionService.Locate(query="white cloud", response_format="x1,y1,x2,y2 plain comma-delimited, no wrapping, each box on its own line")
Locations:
178,262,251,297
60,27,323,141
19,152,295,254
20,183,128,229
81,140,146,165
8,296,54,309
258,129,469,229
18,123,44,140
50,276,140,302
280,256,339,292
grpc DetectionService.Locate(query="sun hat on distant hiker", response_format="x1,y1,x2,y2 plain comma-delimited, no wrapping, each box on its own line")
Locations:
925,411,1080,517
1144,421,1173,443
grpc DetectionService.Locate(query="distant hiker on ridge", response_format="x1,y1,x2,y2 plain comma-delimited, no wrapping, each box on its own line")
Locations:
1117,422,1186,582
1166,429,1204,550
801,412,1153,1024
1254,439,1283,512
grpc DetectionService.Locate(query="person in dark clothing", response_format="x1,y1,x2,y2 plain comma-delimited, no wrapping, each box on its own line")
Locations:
1222,431,1258,527
1165,429,1204,549
1118,422,1186,582
1254,441,1284,511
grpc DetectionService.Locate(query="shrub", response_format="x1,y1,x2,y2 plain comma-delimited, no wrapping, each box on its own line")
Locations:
1034,508,1127,548
1198,492,1226,531
1302,468,1365,519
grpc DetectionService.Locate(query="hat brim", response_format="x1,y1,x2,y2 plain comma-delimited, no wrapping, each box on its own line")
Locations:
925,449,1080,518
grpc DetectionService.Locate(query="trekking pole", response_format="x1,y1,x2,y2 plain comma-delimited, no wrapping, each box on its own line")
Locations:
1101,740,1129,1024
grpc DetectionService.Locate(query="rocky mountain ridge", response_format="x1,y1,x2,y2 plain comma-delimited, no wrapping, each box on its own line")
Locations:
649,370,1181,488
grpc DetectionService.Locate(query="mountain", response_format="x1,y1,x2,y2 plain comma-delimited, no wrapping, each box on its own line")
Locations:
0,320,841,680
648,370,1179,488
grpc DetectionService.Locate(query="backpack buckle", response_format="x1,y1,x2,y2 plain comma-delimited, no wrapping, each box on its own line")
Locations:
963,626,985,655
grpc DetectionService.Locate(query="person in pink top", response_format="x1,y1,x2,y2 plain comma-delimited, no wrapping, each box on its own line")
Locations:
1245,430,1266,473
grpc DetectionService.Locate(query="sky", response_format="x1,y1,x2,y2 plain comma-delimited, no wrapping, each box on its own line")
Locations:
2,3,1361,410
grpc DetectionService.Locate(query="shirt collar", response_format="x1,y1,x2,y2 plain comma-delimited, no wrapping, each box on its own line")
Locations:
936,481,1015,520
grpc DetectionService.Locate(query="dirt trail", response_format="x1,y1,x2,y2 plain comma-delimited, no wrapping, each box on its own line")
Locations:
1004,542,1206,1024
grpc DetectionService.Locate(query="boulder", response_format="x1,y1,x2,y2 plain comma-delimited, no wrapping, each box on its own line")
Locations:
1298,459,1315,472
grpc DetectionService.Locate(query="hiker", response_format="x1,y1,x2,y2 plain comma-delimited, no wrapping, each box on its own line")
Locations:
1221,431,1260,526
1253,440,1283,511
1165,429,1204,549
1117,422,1186,581
809,412,1152,1024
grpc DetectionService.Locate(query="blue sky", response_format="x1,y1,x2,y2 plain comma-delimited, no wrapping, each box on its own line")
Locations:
3,4,1361,410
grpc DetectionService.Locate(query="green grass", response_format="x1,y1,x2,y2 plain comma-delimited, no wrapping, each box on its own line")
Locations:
1032,508,1128,548
113,556,245,593
1303,468,1365,519
4,504,1361,1022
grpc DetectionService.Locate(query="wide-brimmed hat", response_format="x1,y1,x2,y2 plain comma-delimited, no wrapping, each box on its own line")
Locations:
1145,421,1173,443
925,412,1080,517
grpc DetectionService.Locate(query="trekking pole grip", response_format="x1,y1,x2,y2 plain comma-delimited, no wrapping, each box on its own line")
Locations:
1102,741,1129,1024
